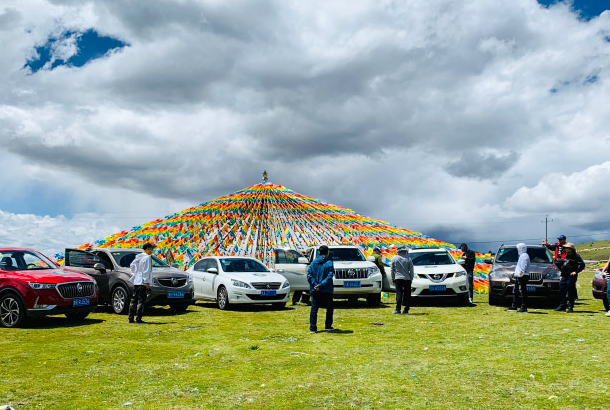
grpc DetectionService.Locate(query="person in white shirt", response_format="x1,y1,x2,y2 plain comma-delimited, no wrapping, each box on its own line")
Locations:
507,243,530,313
128,243,155,323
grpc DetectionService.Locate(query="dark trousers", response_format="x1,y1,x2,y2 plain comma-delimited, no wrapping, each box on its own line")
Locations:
511,275,528,309
309,292,333,331
395,279,412,312
558,274,578,308
466,271,474,299
292,290,303,304
128,285,147,321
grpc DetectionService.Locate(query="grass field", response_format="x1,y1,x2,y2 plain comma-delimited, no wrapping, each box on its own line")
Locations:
2,271,610,410
575,240,610,261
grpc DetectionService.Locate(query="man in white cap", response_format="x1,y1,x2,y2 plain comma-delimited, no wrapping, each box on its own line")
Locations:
391,245,414,314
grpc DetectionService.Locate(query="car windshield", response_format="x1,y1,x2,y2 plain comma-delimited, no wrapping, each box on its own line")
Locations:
409,251,455,266
494,247,553,264
0,250,56,271
110,252,169,268
219,258,268,273
315,248,366,261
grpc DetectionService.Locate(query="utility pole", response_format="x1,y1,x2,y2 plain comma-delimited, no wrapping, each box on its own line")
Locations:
543,214,553,243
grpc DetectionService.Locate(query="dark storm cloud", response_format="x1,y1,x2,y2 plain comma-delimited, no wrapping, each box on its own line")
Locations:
445,150,520,180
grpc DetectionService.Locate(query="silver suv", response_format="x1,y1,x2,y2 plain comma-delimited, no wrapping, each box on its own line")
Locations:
64,248,194,314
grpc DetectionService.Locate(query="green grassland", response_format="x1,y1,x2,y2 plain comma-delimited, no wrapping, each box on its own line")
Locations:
2,272,610,410
575,240,610,261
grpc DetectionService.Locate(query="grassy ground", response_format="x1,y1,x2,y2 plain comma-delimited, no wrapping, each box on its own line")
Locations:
575,240,610,261
2,272,610,410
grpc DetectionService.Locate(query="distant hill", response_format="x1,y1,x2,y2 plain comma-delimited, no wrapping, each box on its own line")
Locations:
576,240,610,261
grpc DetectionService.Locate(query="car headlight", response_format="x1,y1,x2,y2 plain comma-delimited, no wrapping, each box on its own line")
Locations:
490,271,510,279
545,272,560,280
368,266,380,277
282,281,290,289
455,271,466,277
231,279,252,289
594,270,604,280
28,282,56,290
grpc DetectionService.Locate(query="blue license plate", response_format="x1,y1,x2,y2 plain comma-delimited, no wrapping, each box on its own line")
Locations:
526,285,536,292
344,281,361,288
429,285,446,291
261,290,276,296
167,291,184,298
73,298,90,307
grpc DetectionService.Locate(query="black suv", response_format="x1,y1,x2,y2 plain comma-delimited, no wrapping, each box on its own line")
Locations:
486,245,561,305
64,248,194,314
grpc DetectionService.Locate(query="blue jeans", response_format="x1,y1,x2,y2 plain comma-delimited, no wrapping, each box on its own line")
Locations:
511,275,528,310
310,292,333,332
606,278,610,309
466,271,474,299
558,275,578,309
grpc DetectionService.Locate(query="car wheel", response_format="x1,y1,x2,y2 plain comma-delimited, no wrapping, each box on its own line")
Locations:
217,286,230,310
170,303,190,312
488,293,500,306
0,292,27,328
603,296,610,311
65,312,89,321
366,293,381,306
111,286,130,315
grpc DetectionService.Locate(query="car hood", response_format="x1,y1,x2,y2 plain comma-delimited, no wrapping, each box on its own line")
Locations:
491,263,558,275
223,271,288,283
115,267,189,278
333,261,376,268
414,264,465,274
4,267,94,283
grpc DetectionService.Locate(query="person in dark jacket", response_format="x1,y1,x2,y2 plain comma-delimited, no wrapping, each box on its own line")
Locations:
459,243,476,305
545,235,579,300
554,243,585,313
307,245,335,333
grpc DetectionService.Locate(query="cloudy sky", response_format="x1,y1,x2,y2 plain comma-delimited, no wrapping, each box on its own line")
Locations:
1,0,610,256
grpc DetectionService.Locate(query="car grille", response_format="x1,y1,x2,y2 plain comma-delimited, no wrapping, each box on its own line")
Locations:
157,278,187,287
529,272,542,282
335,268,368,279
247,294,286,300
57,282,95,299
251,282,281,290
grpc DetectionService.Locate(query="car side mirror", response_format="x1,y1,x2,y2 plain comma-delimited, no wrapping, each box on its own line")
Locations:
366,256,375,262
207,268,218,274
456,259,465,265
94,263,107,273
297,257,309,264
171,263,179,269
484,258,493,264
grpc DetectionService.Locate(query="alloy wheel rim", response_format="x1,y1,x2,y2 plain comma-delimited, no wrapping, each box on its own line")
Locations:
113,289,126,313
218,289,227,308
0,297,19,326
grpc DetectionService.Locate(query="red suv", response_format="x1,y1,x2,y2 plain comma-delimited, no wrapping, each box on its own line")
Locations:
0,247,98,328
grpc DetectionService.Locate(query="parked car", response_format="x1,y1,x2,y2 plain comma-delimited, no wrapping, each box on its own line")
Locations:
187,256,290,310
64,248,193,314
592,269,609,311
0,247,98,328
381,248,470,305
486,244,560,305
273,245,383,305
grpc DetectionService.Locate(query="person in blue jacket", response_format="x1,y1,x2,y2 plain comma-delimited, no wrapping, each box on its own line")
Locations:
307,245,335,333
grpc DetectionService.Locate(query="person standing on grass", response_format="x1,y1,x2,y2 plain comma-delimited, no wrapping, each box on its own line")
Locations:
307,245,335,333
507,243,530,313
128,243,155,324
459,243,476,305
391,245,414,315
555,243,585,313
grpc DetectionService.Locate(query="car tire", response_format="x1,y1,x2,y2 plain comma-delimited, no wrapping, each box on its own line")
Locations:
217,286,230,310
170,303,190,312
348,296,359,304
65,312,89,321
0,292,27,328
488,293,501,306
366,293,381,306
111,285,130,315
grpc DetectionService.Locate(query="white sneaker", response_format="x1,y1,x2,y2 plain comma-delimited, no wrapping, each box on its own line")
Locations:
605,310,610,317
468,298,473,304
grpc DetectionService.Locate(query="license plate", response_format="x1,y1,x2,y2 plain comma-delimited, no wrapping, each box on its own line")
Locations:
72,298,90,307
526,285,536,292
167,291,185,298
261,290,276,296
344,281,361,288
429,285,446,291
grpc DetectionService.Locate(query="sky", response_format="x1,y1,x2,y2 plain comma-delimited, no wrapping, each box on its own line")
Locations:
1,0,610,256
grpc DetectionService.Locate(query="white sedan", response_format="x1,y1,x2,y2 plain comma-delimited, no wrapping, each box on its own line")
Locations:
187,256,290,310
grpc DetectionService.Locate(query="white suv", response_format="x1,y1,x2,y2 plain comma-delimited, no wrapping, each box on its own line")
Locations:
273,245,383,305
382,248,469,305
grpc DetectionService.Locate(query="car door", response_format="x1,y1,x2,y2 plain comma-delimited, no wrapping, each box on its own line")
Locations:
273,248,309,290
201,258,219,298
64,248,112,299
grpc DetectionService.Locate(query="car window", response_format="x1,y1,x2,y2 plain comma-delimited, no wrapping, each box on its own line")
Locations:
275,249,303,264
194,259,218,272
409,251,454,266
495,247,552,263
110,252,169,268
220,258,268,273
314,248,366,261
0,251,55,271
66,250,105,268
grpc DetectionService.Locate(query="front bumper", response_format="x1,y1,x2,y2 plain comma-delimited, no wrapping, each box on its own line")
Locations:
489,279,560,300
592,277,607,300
146,286,195,306
412,276,469,298
333,273,382,295
27,303,98,317
228,288,290,304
